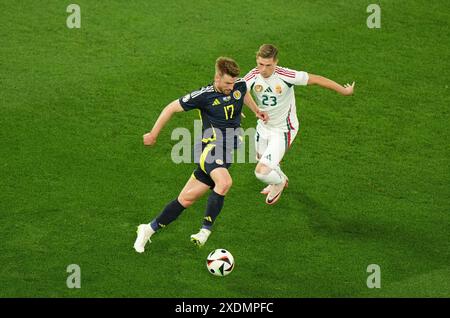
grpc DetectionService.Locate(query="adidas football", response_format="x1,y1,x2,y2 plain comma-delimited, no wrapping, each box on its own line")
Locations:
206,249,235,276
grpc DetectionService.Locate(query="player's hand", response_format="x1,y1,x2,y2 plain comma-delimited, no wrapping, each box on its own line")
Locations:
143,132,157,146
342,82,355,96
256,110,269,123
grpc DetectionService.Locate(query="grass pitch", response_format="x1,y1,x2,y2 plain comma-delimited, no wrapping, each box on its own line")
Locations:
0,0,449,297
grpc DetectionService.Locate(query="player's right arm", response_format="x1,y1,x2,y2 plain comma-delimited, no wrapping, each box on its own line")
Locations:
243,69,270,122
144,88,206,146
143,100,184,146
244,90,269,123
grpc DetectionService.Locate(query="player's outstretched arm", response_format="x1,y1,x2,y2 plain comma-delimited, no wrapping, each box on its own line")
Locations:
244,91,269,123
307,74,355,96
143,100,184,146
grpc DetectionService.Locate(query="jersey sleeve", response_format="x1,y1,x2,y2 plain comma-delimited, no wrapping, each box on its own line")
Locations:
235,78,248,95
293,70,309,86
276,67,309,86
244,69,258,91
179,88,206,111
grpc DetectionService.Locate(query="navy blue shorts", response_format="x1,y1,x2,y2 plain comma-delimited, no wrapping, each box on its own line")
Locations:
192,143,232,187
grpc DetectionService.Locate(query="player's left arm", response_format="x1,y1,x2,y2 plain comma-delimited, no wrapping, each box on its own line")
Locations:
307,74,355,96
244,91,269,122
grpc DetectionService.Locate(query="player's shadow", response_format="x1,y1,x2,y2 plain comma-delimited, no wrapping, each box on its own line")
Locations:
294,191,352,236
293,190,450,268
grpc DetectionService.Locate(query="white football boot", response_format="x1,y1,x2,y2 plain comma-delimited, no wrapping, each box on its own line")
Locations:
190,228,211,247
266,177,288,205
260,168,289,195
260,184,272,195
134,224,155,253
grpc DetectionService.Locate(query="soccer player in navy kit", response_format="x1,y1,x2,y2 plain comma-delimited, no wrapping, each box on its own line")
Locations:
134,57,268,253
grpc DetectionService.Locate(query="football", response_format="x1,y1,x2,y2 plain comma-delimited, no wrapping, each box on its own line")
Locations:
206,249,235,276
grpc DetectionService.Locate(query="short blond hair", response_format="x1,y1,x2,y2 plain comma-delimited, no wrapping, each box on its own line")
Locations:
215,57,240,77
256,44,278,60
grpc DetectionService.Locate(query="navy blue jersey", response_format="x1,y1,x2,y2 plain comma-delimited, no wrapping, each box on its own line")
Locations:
179,79,247,149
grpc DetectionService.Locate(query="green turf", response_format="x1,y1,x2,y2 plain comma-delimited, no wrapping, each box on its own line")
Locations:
1,0,449,297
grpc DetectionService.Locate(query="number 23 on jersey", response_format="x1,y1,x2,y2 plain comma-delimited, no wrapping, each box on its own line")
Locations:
262,95,277,107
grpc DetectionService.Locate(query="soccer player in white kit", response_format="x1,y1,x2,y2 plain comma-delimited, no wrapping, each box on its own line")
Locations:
244,44,355,205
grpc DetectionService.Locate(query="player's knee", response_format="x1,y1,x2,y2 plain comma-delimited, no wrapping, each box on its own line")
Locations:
214,178,232,195
177,195,195,208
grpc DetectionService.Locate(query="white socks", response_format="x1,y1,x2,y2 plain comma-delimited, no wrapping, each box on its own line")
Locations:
255,169,284,185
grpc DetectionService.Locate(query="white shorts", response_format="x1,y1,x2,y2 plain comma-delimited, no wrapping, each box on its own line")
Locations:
255,123,298,169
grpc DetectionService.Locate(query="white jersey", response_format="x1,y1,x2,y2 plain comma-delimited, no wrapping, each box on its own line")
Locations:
244,66,309,132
